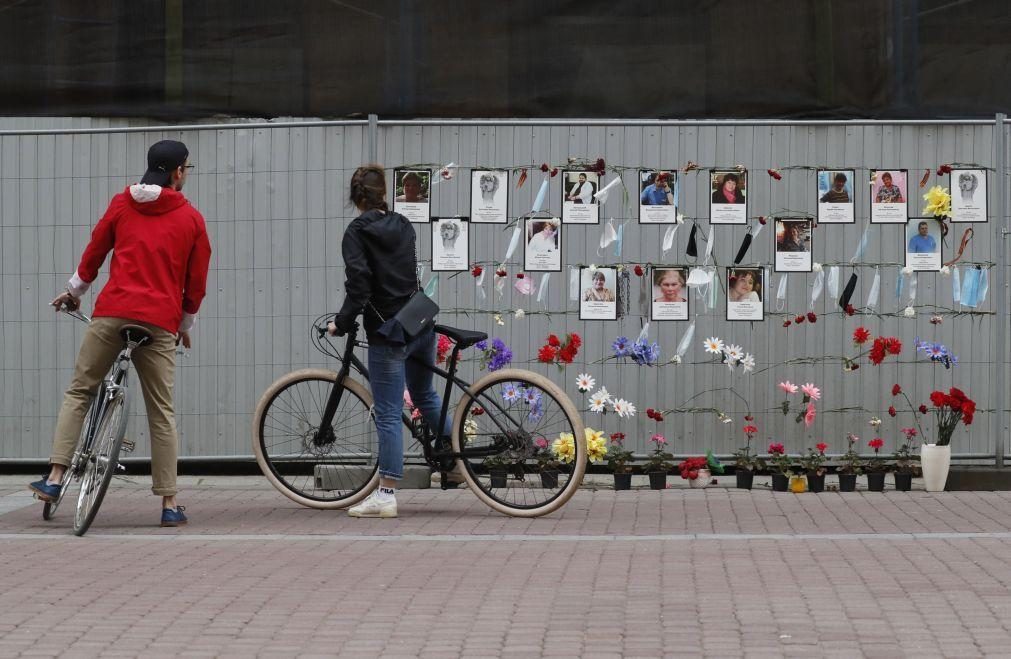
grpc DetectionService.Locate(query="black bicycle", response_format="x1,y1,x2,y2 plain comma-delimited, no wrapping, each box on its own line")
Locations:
253,318,586,517
41,304,146,535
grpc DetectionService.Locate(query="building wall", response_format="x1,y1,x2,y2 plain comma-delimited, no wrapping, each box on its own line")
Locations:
0,117,1005,461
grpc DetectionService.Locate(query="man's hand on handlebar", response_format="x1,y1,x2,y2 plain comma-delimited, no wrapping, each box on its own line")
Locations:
51,290,80,312
176,330,192,349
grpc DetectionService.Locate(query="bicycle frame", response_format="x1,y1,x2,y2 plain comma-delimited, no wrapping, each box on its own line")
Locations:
314,327,528,462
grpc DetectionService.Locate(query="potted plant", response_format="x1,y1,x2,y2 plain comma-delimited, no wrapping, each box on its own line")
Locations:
865,438,887,491
644,434,673,490
533,437,560,488
733,420,760,490
892,427,918,491
607,432,634,490
800,442,828,493
837,433,862,492
922,387,975,492
483,453,510,488
766,442,792,492
678,457,710,488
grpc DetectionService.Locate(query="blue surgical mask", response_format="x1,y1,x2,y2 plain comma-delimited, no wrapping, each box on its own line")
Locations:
961,267,983,308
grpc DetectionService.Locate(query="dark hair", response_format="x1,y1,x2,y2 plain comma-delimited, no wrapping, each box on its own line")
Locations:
349,164,388,211
722,172,739,185
833,172,847,183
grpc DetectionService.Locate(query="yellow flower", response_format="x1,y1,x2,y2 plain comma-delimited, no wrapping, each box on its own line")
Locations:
585,427,608,463
552,433,576,463
922,185,951,218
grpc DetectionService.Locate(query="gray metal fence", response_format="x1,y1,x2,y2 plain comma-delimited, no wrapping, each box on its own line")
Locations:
1,116,1007,464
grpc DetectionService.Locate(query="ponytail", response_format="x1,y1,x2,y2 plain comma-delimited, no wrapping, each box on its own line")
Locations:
349,164,389,212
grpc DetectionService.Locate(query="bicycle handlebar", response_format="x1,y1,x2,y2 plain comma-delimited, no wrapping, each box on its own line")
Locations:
58,301,91,324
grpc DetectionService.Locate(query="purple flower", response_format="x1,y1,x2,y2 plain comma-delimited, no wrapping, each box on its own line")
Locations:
612,336,631,358
630,338,661,366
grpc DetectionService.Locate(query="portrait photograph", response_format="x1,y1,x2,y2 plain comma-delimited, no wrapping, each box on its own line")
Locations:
710,169,748,225
470,169,509,224
431,217,469,272
870,169,908,224
726,267,764,321
774,218,813,273
816,169,855,223
950,168,987,223
904,218,942,272
561,170,600,224
579,266,618,320
638,169,678,224
649,266,689,321
393,168,432,224
524,217,562,272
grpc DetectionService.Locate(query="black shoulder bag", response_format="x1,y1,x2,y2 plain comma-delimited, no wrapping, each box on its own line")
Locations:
371,239,439,345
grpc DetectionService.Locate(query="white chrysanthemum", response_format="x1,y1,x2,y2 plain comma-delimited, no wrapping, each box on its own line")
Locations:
740,353,756,373
724,344,743,362
514,309,525,319
612,398,636,418
588,388,611,413
575,373,595,393
463,418,478,443
703,337,724,354
903,306,915,318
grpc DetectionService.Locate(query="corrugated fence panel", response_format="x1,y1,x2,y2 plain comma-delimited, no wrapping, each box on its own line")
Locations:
0,118,1006,461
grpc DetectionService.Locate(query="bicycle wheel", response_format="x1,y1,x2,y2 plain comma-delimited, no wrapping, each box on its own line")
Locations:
73,392,128,536
44,397,99,521
451,369,586,517
253,368,379,509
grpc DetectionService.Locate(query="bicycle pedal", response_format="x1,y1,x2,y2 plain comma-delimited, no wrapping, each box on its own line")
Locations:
116,463,127,473
121,439,136,453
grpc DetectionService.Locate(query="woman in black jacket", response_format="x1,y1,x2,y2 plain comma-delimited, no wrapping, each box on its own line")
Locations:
329,165,450,518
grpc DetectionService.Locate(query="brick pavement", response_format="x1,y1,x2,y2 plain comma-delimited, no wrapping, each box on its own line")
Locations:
1,479,1009,657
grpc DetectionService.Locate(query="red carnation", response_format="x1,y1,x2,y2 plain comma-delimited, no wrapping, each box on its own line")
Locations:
540,163,549,173
495,268,507,277
937,164,953,176
568,333,582,349
744,415,754,421
845,304,856,316
949,387,967,402
633,265,644,277
646,408,656,419
558,345,577,364
853,327,870,345
472,406,485,416
550,168,559,177
869,344,886,366
653,411,664,422
795,315,805,324
595,158,606,173
930,391,946,407
547,334,561,347
919,404,928,414
851,364,860,371
537,345,557,363
758,216,767,225
516,273,525,279
888,406,896,417
806,312,817,323
471,265,483,277
783,320,792,327
767,168,783,180
891,384,902,396
884,337,902,355
768,442,785,455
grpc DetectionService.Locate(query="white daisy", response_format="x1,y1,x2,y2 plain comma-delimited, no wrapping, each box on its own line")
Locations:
588,388,611,413
575,373,596,393
703,337,724,354
514,309,525,319
724,344,744,362
612,398,637,419
903,306,916,318
740,353,756,373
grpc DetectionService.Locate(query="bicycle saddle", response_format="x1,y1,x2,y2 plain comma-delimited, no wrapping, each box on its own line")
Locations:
118,324,153,346
434,324,487,349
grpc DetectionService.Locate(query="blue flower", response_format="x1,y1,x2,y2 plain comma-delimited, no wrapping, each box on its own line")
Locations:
612,336,630,358
476,340,488,352
501,383,520,404
522,387,543,407
629,338,661,366
527,399,544,423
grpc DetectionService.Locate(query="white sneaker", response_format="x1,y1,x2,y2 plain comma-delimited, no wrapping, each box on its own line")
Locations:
347,491,397,518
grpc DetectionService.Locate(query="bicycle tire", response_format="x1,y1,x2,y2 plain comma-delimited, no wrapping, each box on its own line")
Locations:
73,392,128,536
451,368,586,518
253,368,379,510
43,398,98,521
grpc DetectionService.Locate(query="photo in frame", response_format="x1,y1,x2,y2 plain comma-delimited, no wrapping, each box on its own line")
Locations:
561,170,600,224
870,169,908,224
774,218,813,273
431,217,469,272
470,169,509,224
904,218,943,272
649,266,689,321
638,169,678,224
710,169,748,225
950,169,987,223
393,168,432,224
524,217,562,272
816,169,855,224
579,266,618,320
726,267,764,321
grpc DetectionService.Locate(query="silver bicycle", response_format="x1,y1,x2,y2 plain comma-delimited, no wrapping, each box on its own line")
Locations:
41,303,148,536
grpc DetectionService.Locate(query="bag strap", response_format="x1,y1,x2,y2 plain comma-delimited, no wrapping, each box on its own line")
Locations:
366,223,421,322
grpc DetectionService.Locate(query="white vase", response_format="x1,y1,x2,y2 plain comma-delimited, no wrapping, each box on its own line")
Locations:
689,468,711,488
921,444,951,492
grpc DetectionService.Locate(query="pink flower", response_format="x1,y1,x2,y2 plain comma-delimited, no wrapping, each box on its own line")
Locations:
768,442,785,455
778,381,799,395
534,437,549,449
804,402,817,428
800,383,821,401
901,427,918,439
650,434,667,445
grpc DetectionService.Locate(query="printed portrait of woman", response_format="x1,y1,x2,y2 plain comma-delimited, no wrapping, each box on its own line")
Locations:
583,270,616,302
527,219,559,254
728,269,762,303
712,172,746,204
653,268,686,302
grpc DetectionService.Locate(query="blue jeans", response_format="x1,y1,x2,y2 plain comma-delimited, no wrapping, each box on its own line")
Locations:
367,329,452,480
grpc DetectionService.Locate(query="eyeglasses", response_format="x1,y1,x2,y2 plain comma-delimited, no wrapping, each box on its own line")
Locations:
183,164,195,170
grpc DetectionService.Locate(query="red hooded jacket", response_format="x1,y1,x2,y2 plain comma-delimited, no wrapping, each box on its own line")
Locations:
68,184,212,334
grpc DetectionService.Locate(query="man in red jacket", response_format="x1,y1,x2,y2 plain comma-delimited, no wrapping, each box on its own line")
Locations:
29,140,212,527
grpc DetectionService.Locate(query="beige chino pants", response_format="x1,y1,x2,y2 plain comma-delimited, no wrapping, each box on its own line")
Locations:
50,317,180,496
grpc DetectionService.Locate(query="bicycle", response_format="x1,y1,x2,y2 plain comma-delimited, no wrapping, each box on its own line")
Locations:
253,317,587,517
40,303,147,536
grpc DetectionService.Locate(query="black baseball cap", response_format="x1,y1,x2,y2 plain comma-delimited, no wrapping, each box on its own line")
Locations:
140,140,189,187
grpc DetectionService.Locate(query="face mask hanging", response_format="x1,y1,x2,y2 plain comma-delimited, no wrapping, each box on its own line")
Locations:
865,267,881,311
827,266,839,302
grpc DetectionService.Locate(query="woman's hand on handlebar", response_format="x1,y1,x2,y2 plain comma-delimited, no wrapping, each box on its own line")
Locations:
327,321,342,337
51,290,80,312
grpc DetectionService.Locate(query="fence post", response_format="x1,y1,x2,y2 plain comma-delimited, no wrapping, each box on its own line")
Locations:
368,113,379,163
995,113,1008,468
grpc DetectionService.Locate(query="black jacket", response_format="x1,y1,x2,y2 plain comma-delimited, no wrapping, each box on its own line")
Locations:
335,209,419,342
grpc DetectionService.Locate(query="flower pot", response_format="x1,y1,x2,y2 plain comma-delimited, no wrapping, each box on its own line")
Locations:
489,469,508,489
540,470,559,489
688,468,711,489
838,473,857,492
894,472,913,492
867,472,886,492
771,474,789,492
806,471,825,493
789,474,808,493
648,472,667,490
613,472,632,490
921,443,951,492
736,470,754,490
